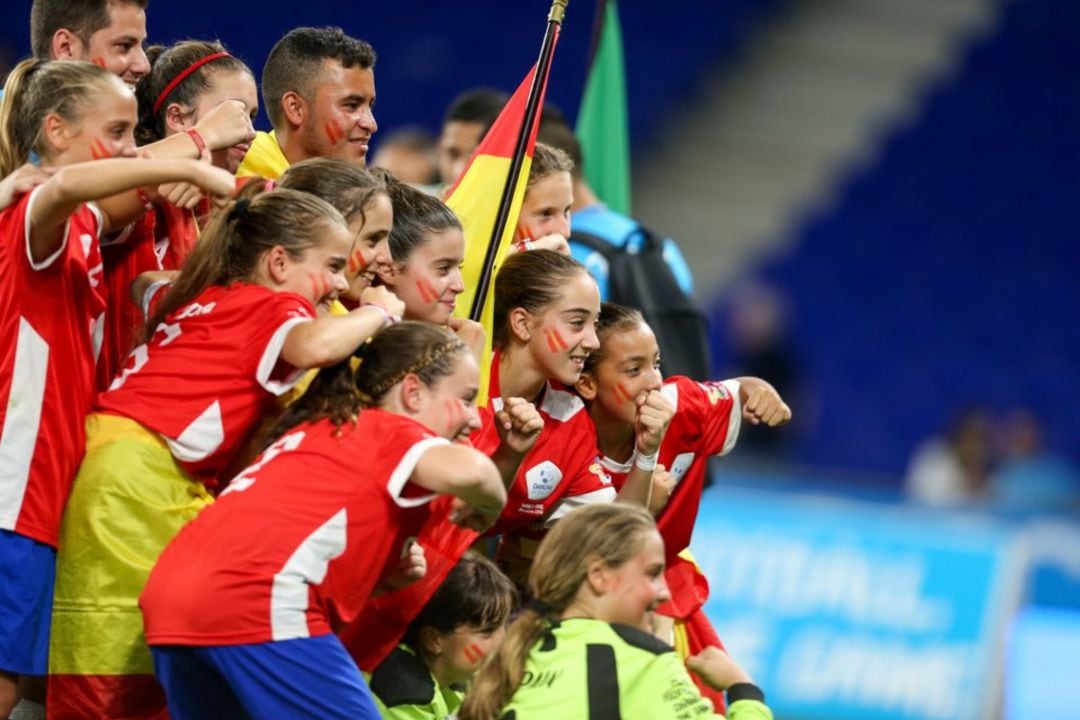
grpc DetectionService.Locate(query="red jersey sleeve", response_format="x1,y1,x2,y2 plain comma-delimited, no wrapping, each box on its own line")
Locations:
249,292,315,395
667,376,743,457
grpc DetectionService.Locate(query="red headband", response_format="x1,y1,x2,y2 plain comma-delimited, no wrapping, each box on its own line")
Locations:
152,51,232,115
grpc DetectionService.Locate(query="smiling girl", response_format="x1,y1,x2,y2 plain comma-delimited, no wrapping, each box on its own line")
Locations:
378,178,466,325
474,251,663,588
576,302,790,711
48,189,399,719
140,322,508,720
97,40,259,389
0,58,233,717
460,503,773,720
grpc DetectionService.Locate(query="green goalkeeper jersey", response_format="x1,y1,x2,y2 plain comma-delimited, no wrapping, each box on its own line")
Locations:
500,618,772,720
367,644,464,720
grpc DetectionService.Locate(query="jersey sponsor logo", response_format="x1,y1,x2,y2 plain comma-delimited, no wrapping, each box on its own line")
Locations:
669,452,695,486
525,460,563,500
699,381,729,404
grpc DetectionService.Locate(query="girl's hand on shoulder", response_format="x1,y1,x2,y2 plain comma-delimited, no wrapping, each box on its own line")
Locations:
495,397,544,455
507,233,571,256
359,285,406,319
634,389,675,456
0,164,52,210
740,378,792,427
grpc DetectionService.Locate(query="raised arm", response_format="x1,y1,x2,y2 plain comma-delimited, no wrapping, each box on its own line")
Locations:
29,158,234,263
280,286,405,369
411,444,508,531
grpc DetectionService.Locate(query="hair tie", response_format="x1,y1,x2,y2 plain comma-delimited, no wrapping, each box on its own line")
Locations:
527,598,554,617
228,198,251,222
152,51,232,115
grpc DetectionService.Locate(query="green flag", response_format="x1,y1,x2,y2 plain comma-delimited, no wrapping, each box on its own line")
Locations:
576,0,631,214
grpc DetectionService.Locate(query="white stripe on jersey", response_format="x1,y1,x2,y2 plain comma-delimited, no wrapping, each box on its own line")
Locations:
387,437,449,508
544,486,617,526
0,319,49,529
270,507,348,641
719,379,742,456
166,400,225,462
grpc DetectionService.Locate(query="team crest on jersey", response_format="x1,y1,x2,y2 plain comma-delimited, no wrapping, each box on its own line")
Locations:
588,461,613,486
699,382,729,405
525,461,563,500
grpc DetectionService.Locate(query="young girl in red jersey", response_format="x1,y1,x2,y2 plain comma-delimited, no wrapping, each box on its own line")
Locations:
276,159,393,302
48,189,401,719
575,302,791,711
378,179,466,325
0,58,234,716
97,40,258,389
140,322,509,720
478,250,669,587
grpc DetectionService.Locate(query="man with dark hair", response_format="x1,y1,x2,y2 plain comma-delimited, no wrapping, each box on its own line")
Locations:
29,0,150,88
238,26,378,178
436,88,508,187
372,127,439,186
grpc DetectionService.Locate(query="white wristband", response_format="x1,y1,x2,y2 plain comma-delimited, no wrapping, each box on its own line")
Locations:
634,450,658,472
363,303,400,328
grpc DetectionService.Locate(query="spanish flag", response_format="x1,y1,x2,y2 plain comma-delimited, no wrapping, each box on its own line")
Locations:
447,42,558,403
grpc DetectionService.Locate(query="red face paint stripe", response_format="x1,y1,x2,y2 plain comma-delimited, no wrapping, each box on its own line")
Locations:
348,249,368,274
463,646,477,664
90,139,110,160
615,382,633,404
417,278,439,304
550,328,569,350
307,272,320,300
545,329,560,355
468,643,487,661
91,57,106,68
325,120,343,145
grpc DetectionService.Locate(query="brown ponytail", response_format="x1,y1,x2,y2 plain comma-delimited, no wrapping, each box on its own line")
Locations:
143,188,346,340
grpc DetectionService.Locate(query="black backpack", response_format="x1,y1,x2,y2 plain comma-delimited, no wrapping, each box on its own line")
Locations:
572,225,711,380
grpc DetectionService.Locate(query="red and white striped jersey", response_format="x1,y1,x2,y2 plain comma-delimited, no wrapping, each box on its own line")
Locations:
0,188,106,546
95,282,313,484
140,410,447,646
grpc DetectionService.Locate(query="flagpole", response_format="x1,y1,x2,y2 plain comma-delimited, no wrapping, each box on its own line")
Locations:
469,0,569,321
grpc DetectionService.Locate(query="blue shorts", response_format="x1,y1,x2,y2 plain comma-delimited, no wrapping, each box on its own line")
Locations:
0,529,56,675
151,634,380,720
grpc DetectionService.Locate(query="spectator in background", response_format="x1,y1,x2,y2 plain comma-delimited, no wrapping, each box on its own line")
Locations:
905,408,994,506
990,409,1080,514
723,281,800,457
437,88,507,189
536,109,694,301
372,127,439,186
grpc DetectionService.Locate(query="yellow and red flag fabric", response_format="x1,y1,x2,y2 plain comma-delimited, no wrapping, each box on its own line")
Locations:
446,43,558,404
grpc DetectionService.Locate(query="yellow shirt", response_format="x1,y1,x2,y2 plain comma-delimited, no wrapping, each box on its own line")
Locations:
236,130,290,179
